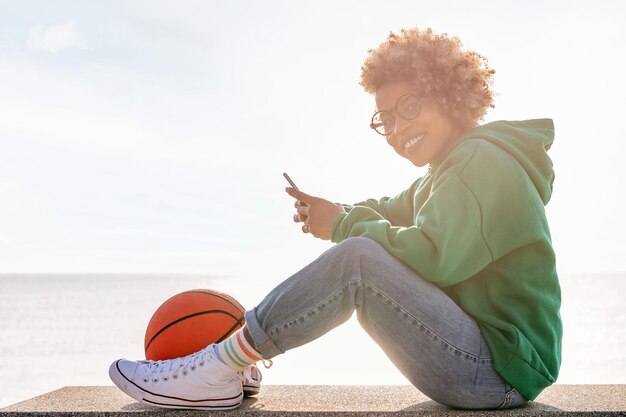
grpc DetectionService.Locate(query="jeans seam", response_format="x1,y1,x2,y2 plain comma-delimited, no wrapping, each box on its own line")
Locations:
365,282,480,362
498,388,516,409
266,277,360,336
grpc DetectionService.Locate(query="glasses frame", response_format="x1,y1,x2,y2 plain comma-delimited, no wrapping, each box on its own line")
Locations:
370,93,422,136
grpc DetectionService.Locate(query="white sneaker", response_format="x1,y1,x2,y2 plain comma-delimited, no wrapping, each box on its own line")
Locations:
109,344,243,410
240,364,262,396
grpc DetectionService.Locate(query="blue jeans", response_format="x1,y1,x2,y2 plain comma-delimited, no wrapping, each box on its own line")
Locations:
244,237,528,409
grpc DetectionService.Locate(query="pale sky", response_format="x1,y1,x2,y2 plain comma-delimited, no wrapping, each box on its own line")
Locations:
1,0,626,278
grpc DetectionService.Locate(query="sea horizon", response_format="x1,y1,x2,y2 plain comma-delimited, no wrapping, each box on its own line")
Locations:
1,272,625,408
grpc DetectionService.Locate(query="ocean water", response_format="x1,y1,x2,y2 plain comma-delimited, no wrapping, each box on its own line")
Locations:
0,273,624,408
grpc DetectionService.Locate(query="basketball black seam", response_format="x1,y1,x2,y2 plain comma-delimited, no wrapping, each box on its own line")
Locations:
145,310,243,355
215,315,246,343
184,290,245,315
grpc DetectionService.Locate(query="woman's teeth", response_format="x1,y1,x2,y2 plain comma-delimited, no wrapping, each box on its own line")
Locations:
404,134,425,150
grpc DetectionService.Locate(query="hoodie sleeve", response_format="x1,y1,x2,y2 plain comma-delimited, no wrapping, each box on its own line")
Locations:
331,170,493,288
342,178,422,227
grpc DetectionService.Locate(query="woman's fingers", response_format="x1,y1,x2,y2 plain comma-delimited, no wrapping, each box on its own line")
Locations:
293,204,309,223
293,213,309,222
286,186,337,239
297,205,309,215
286,187,315,205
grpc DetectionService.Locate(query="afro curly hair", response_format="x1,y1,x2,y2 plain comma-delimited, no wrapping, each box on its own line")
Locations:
360,27,495,131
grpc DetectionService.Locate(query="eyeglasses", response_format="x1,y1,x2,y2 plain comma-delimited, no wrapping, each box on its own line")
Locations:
370,94,422,136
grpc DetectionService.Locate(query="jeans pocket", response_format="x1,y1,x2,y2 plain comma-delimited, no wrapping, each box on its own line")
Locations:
497,387,528,410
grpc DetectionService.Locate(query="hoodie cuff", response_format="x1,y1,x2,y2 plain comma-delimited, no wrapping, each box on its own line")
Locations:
330,211,349,243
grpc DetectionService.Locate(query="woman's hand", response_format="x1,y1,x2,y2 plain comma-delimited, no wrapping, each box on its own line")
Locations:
286,187,345,240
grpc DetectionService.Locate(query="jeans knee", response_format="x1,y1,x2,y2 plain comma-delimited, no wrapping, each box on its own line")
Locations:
333,237,383,258
330,237,397,287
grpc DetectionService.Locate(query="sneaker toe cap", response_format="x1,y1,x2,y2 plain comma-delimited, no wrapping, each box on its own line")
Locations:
109,359,148,402
113,359,139,378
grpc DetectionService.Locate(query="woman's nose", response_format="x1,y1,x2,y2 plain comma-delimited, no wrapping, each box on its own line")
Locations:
389,116,411,145
394,115,412,135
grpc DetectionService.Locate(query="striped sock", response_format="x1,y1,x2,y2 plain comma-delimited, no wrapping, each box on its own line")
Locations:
214,326,263,369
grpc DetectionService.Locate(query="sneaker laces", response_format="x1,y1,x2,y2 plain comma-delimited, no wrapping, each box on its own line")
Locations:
141,345,215,383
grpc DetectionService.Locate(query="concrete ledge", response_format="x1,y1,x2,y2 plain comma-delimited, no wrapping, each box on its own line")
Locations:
1,385,625,416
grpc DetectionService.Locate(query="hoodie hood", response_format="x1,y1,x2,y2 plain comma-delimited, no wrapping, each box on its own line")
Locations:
455,119,555,205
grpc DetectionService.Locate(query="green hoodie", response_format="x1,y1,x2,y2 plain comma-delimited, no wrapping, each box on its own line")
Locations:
331,119,562,400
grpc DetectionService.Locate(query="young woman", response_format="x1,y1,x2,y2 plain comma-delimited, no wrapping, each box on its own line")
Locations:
110,27,562,410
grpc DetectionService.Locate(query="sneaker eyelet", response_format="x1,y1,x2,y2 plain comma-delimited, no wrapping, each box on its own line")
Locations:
199,361,204,367
183,371,188,376
153,378,158,383
173,374,178,379
163,377,168,381
191,365,196,370
143,378,148,383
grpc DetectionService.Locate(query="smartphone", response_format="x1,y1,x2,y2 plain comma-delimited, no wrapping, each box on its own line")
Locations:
282,172,299,190
283,172,307,206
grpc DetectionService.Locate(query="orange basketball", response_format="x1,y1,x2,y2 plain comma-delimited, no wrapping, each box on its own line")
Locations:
144,289,245,361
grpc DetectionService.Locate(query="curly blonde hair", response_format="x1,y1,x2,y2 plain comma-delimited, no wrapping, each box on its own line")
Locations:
360,27,495,131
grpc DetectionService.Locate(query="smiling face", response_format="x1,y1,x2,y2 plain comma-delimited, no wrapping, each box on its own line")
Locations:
374,80,463,167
